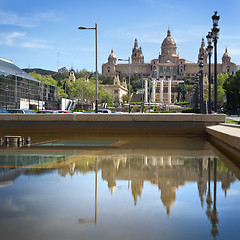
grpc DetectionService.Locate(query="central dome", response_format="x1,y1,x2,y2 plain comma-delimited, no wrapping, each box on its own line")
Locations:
162,29,176,47
161,29,177,57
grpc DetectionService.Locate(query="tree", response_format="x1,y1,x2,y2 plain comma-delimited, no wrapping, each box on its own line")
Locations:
223,70,240,111
217,73,228,106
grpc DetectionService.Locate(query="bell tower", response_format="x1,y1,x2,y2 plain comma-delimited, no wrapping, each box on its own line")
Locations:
131,38,144,64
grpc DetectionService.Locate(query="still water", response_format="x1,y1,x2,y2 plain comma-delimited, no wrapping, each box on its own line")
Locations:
0,136,240,240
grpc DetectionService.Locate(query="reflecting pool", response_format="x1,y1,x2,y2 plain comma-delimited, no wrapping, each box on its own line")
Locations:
0,136,240,240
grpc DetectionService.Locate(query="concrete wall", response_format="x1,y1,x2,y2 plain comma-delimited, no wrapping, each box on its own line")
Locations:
0,113,225,138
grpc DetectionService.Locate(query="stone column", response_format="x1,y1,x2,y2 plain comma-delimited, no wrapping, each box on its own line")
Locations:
167,79,172,105
144,156,148,166
144,78,148,103
168,156,172,166
160,80,164,104
152,78,156,103
159,156,163,166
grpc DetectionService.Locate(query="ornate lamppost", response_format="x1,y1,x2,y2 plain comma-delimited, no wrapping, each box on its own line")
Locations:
199,56,204,113
206,32,213,114
211,11,220,112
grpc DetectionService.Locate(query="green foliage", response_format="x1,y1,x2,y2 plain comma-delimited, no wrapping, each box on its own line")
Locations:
223,70,240,110
149,110,177,113
28,69,113,104
121,94,128,103
29,72,57,86
131,102,142,105
181,108,200,113
176,102,190,105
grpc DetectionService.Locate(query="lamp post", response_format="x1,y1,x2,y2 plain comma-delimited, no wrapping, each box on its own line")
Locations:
195,74,199,109
206,32,213,114
78,24,98,113
118,57,131,113
199,56,204,114
211,11,220,112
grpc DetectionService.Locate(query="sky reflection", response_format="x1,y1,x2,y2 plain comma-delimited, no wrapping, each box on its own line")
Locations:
0,146,240,240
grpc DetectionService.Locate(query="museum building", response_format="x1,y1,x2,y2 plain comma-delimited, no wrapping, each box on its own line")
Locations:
102,29,236,80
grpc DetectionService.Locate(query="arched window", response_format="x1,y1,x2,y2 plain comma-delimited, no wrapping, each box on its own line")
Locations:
107,67,110,73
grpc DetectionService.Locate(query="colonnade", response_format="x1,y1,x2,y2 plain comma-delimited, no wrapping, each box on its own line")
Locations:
144,78,172,105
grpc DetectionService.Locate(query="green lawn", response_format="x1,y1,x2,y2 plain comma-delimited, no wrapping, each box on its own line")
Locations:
226,118,239,124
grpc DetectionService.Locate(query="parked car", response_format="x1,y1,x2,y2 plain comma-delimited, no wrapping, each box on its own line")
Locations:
98,109,112,113
7,109,36,114
56,110,73,113
37,110,59,114
0,108,9,113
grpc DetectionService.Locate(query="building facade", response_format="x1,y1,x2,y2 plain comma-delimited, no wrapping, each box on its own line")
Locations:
0,57,58,110
102,29,236,80
102,74,128,103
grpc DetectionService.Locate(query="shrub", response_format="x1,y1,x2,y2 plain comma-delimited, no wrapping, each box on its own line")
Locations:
181,108,200,113
176,102,190,105
149,110,177,113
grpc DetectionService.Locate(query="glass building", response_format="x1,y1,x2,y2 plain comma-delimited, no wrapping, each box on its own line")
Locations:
0,57,58,110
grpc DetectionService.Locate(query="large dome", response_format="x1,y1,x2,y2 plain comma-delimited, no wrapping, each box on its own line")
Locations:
162,29,176,47
161,29,177,57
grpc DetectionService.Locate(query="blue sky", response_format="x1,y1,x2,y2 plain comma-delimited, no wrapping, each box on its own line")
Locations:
0,0,239,73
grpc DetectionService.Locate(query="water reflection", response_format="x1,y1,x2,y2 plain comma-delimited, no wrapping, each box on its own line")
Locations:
0,143,239,240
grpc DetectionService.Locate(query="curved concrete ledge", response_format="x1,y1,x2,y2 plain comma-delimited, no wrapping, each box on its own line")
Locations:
206,125,240,152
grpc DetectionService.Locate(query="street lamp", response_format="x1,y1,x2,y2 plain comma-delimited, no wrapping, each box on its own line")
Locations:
118,57,131,113
211,11,220,112
78,24,98,113
199,56,204,113
206,31,213,114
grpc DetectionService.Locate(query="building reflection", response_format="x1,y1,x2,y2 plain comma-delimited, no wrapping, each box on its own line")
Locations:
53,154,237,219
0,152,237,236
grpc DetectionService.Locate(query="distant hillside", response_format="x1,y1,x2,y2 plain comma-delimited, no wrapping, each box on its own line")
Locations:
23,68,57,76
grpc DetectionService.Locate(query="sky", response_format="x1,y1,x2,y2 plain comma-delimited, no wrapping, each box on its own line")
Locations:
0,0,240,73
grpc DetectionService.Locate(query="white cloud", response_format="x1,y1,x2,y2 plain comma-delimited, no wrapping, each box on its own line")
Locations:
0,10,61,28
21,40,51,49
0,31,51,49
0,32,26,46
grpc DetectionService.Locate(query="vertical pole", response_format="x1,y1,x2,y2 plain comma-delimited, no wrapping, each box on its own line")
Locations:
160,79,164,104
213,157,217,210
95,156,98,225
208,54,212,114
214,40,217,112
95,23,98,113
167,79,171,105
201,71,204,113
65,82,66,110
128,57,131,113
152,78,156,103
144,79,148,104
